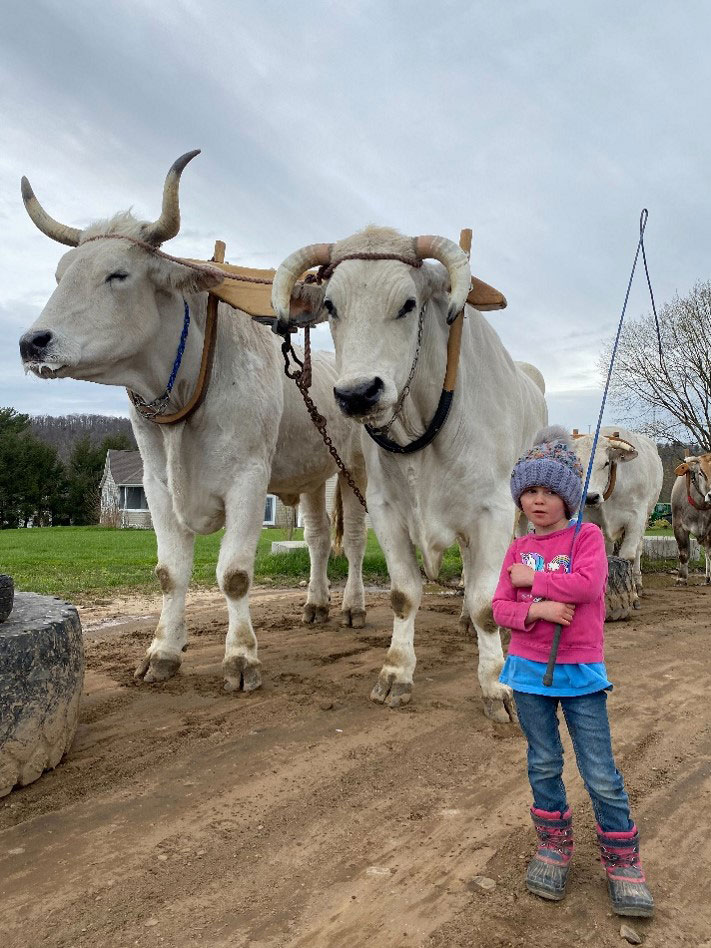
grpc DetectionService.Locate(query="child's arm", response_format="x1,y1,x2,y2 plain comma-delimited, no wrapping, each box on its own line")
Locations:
530,526,607,604
492,544,536,631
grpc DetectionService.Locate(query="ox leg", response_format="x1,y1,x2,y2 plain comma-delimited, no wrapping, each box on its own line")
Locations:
339,475,367,629
706,549,711,585
135,481,195,683
458,543,471,633
370,514,421,708
617,520,644,607
674,523,691,586
462,509,517,724
219,474,269,693
301,483,331,624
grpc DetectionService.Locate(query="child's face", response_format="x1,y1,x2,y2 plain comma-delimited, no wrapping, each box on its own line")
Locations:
520,486,568,529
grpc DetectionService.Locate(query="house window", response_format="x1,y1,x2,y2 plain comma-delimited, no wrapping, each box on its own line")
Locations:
263,495,276,526
119,485,149,510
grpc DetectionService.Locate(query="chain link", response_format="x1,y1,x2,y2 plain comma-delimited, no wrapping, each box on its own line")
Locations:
280,329,368,511
370,303,425,437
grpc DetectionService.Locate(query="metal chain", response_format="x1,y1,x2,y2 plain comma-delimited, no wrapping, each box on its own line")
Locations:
280,329,368,511
371,303,426,437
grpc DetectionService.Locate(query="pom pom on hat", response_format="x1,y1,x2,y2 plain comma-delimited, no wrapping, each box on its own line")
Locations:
510,425,583,515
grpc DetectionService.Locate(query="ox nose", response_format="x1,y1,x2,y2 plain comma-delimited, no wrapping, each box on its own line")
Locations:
333,378,384,416
20,330,54,361
586,492,601,506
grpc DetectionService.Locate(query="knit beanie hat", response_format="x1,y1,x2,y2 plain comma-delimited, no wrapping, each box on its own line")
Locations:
510,425,583,516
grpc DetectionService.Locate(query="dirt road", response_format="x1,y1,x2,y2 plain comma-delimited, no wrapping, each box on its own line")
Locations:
1,576,709,947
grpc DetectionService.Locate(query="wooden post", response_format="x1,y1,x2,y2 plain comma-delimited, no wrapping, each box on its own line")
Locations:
443,229,472,393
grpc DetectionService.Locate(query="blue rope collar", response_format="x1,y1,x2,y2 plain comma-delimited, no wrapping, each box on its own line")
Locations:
129,299,191,419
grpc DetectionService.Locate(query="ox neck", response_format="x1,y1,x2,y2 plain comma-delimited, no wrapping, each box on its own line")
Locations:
125,292,207,411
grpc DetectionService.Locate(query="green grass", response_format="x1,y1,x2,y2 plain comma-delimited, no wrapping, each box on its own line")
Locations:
0,524,692,603
0,526,402,601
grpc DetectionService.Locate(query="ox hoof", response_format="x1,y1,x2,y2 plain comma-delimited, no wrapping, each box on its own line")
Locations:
223,655,262,693
370,672,412,709
341,607,366,629
134,652,182,683
675,578,688,586
633,599,642,610
302,603,330,625
483,692,517,725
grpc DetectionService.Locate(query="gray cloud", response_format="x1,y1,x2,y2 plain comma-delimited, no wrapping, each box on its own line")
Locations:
2,0,710,434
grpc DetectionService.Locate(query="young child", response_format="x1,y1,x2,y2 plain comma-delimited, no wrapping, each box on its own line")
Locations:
492,425,653,918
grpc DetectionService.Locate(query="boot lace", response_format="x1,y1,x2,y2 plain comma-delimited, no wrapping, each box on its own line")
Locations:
537,826,573,856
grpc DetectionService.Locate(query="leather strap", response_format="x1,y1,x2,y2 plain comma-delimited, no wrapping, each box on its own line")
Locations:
144,240,224,426
602,460,617,500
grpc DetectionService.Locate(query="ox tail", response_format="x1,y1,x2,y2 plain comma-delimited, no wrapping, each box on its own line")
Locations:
331,476,344,557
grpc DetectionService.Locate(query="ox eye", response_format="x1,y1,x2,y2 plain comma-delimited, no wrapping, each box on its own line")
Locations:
396,298,416,319
106,271,128,284
323,299,338,319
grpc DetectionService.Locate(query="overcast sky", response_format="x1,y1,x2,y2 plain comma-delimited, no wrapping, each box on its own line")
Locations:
2,1,710,431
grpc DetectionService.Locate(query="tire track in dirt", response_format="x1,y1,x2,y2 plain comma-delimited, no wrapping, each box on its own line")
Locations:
0,578,709,947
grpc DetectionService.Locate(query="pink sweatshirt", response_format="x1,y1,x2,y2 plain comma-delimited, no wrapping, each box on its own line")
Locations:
492,522,608,664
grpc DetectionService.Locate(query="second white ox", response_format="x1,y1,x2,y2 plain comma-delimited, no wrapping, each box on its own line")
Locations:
18,151,367,691
273,227,547,721
571,426,663,598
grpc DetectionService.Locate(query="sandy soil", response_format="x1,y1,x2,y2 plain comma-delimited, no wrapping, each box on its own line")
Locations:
1,575,709,948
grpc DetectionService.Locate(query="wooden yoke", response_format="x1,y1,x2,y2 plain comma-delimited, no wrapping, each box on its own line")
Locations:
443,228,472,393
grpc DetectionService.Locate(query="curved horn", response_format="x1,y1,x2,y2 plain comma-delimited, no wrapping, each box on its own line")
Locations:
20,177,81,247
272,244,333,322
143,149,201,245
415,235,471,324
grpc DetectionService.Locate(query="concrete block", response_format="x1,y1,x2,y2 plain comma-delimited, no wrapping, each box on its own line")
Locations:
271,540,308,554
642,535,699,560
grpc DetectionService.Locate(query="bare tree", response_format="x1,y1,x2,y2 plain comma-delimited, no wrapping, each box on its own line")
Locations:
602,280,711,450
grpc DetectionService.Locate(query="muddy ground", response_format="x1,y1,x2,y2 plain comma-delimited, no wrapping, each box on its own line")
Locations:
1,575,709,947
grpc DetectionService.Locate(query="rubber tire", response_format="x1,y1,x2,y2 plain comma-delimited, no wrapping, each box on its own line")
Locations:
0,574,14,623
0,592,84,797
605,556,637,622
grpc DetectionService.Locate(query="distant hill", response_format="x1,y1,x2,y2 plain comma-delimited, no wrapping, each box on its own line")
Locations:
30,414,136,460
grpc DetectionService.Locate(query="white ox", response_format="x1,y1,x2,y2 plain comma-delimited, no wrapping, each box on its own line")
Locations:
571,426,662,598
18,151,367,692
671,453,711,585
272,227,547,721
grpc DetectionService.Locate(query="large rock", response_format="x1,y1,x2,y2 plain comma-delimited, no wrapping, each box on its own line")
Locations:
0,592,84,797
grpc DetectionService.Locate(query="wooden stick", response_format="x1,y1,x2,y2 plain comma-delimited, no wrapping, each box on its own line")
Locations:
443,229,471,393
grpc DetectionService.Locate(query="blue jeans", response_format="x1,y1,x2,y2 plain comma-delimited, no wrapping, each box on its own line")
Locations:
514,689,632,833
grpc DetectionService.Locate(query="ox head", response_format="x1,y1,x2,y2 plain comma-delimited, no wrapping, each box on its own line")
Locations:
271,227,471,423
572,431,639,508
675,454,711,504
18,150,221,392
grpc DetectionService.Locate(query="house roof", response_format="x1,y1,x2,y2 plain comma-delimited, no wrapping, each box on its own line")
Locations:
106,449,144,485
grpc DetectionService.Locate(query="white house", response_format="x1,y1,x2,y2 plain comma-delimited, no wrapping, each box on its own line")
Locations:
99,450,302,529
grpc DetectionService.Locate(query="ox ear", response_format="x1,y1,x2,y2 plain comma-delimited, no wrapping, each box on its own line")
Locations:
674,461,690,476
156,259,224,294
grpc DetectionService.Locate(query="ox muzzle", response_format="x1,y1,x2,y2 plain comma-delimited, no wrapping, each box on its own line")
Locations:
19,329,54,362
333,377,384,418
585,492,602,508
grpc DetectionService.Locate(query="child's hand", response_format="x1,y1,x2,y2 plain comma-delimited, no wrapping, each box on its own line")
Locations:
528,601,576,626
508,563,535,588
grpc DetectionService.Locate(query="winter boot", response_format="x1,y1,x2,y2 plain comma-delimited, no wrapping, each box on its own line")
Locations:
597,824,654,917
526,807,574,901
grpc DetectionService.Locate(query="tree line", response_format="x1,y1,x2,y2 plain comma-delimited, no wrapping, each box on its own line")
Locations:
0,408,135,528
